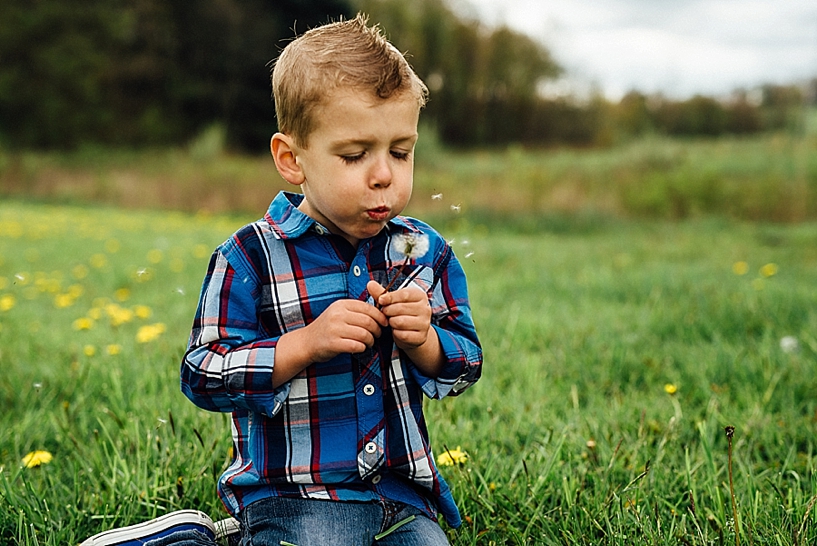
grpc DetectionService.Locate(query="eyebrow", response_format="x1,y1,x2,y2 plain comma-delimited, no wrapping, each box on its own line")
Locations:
330,133,418,149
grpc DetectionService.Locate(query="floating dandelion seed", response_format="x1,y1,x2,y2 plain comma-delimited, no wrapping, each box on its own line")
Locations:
464,251,474,259
431,193,443,200
450,204,461,213
175,287,185,295
22,450,53,468
437,446,468,467
780,336,799,353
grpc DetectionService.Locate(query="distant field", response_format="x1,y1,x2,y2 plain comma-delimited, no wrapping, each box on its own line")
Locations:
1,200,816,544
1,133,816,224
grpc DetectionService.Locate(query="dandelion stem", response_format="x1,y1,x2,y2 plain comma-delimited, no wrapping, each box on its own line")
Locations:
725,425,740,546
381,260,409,295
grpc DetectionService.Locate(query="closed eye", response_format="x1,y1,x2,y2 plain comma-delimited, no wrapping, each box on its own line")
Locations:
391,150,411,161
340,152,365,164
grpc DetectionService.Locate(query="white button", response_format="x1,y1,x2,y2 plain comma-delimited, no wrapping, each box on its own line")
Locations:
353,265,361,277
365,442,377,454
315,225,325,235
363,384,375,396
371,475,382,484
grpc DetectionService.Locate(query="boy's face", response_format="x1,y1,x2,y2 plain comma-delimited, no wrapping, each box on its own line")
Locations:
282,90,420,246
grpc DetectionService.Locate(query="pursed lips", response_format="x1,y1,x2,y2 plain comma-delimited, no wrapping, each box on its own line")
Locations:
366,206,390,220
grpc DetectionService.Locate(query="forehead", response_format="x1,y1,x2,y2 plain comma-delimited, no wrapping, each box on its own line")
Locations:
307,88,420,142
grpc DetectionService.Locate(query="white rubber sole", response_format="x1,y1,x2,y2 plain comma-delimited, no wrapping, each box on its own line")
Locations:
79,509,216,546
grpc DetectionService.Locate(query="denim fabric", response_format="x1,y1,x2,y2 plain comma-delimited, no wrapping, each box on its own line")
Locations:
145,529,216,546
240,496,450,546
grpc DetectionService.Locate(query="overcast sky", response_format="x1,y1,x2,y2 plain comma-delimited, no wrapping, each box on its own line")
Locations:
457,0,817,99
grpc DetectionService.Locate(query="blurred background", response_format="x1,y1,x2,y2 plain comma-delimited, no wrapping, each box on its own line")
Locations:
0,0,815,221
1,0,814,151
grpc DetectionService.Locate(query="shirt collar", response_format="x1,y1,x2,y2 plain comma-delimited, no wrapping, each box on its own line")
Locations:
264,191,421,240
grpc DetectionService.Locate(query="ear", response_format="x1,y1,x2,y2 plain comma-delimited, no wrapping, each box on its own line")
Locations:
270,133,305,186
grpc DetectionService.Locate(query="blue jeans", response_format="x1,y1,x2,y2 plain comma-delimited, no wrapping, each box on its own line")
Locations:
240,497,450,546
145,497,449,546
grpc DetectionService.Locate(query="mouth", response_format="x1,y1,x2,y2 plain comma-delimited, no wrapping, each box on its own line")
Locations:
366,206,391,221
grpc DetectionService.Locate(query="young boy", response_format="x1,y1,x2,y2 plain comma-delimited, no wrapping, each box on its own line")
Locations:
81,14,481,546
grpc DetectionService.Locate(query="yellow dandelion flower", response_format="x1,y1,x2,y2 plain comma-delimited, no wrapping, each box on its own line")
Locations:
147,249,164,264
106,304,134,326
22,450,53,468
732,261,749,275
73,317,94,330
114,288,131,302
133,305,152,319
87,307,102,320
136,323,167,343
106,344,122,356
83,344,96,357
0,294,15,312
759,263,778,278
436,446,468,467
90,254,108,268
664,383,678,395
54,293,76,309
105,239,121,253
67,284,84,298
72,264,89,279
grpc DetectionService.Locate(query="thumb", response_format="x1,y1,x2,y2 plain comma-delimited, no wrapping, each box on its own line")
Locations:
367,280,386,304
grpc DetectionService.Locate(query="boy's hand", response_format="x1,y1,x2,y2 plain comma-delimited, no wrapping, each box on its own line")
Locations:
306,299,388,361
272,300,387,388
367,280,431,351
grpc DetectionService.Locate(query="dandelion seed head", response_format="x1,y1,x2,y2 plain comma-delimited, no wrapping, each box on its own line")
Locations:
393,234,430,260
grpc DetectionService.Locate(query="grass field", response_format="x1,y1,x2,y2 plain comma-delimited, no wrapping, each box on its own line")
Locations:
1,195,815,544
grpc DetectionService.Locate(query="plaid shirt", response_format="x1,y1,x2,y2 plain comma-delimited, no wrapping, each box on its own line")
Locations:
181,192,482,527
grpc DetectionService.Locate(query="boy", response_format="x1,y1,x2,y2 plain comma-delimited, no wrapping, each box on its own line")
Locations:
81,14,481,546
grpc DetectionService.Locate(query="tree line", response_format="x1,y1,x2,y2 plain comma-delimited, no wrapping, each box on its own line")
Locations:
0,0,811,151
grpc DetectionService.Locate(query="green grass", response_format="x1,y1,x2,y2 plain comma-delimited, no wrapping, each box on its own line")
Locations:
1,201,816,545
2,133,817,223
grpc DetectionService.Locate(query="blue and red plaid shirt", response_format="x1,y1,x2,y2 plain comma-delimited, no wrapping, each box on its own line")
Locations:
181,192,482,527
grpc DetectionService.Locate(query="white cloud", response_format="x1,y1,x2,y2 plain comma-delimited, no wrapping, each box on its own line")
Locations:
459,0,817,98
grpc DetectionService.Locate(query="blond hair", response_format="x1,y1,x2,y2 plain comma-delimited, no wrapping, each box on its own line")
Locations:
271,14,428,146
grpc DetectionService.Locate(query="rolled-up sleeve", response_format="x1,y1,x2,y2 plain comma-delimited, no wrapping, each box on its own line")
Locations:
181,249,290,417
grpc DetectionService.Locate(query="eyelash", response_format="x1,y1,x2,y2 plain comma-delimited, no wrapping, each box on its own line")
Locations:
340,151,411,164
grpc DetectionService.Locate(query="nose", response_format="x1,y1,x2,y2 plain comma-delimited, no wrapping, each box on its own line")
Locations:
370,154,392,188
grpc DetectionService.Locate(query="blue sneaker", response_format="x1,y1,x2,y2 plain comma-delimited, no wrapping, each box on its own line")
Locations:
80,510,216,545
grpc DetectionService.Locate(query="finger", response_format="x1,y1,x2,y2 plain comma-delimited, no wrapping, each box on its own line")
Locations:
367,280,386,304
384,285,428,304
